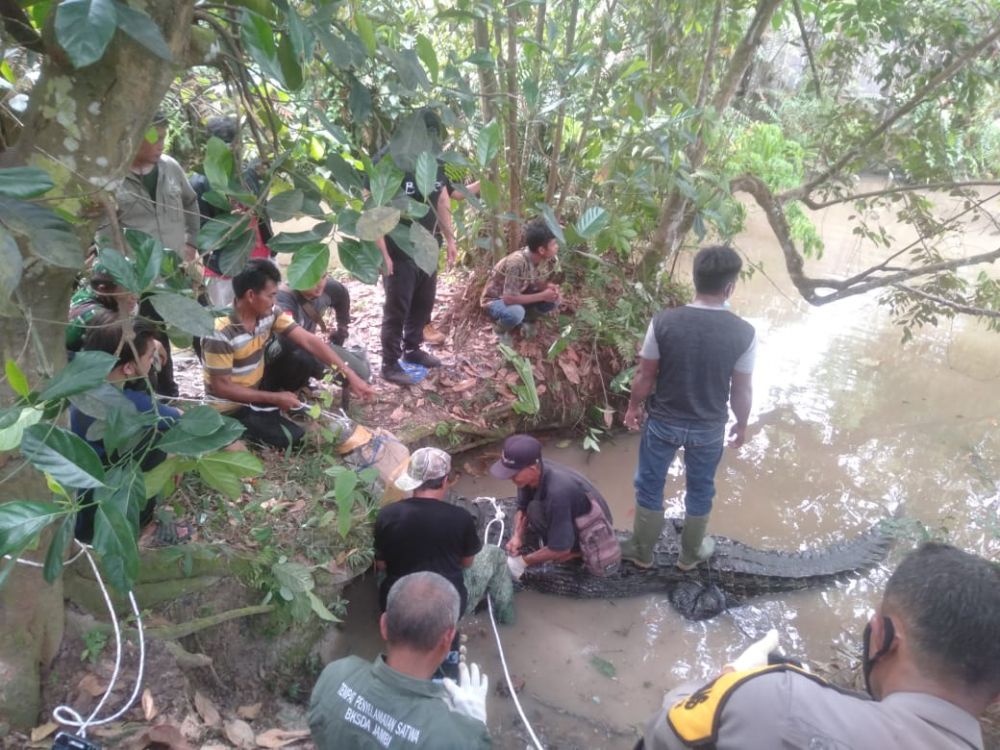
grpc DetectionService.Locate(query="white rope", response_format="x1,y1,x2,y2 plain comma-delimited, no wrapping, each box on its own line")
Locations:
479,496,545,750
50,542,146,739
4,544,88,568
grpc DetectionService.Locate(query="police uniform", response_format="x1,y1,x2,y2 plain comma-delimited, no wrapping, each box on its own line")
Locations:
308,654,491,750
640,664,985,749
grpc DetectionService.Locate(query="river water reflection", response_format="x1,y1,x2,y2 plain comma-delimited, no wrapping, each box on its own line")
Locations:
335,193,1000,748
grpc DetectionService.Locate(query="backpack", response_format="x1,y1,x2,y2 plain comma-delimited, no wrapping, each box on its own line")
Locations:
574,496,621,576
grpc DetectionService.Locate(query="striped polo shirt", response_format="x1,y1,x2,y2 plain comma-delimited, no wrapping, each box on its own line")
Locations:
202,306,298,413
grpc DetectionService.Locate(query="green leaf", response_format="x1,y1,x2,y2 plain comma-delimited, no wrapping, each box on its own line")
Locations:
538,203,565,244
204,137,235,194
0,500,63,558
273,560,315,596
96,247,141,293
407,223,440,276
197,213,255,274
124,230,164,289
277,34,304,91
267,189,305,223
476,121,501,168
575,206,610,240
368,159,403,207
156,416,245,455
287,243,330,290
196,450,263,498
590,655,617,678
354,14,376,54
414,152,437,205
334,470,358,507
0,197,82,269
102,400,154,457
479,179,499,210
337,238,382,284
0,167,54,199
55,0,118,68
143,456,194,499
175,406,223,437
0,226,22,302
21,424,106,489
355,207,401,242
307,590,341,622
0,407,43,452
148,292,216,337
388,114,438,173
387,48,431,92
326,153,363,192
240,9,283,81
37,350,117,402
348,75,372,123
113,1,171,61
5,359,29,398
268,223,333,252
92,487,139,592
43,516,74,583
68,382,138,421
415,34,438,83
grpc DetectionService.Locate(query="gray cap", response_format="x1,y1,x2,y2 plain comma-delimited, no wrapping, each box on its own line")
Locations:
395,447,452,491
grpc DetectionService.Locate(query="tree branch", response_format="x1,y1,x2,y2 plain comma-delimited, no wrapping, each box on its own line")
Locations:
792,0,820,97
783,21,1000,202
891,283,1000,319
694,0,724,110
801,180,1000,210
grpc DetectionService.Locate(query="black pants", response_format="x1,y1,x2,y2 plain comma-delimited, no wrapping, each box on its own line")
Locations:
381,247,437,368
75,448,163,543
260,341,326,393
139,297,178,397
229,405,305,449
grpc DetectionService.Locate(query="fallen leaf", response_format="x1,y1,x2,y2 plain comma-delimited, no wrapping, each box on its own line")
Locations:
142,687,158,721
30,722,58,742
389,404,407,421
194,691,221,727
128,722,193,750
590,654,617,678
224,718,256,748
180,712,203,741
78,673,106,697
450,377,477,392
558,359,581,384
255,728,311,748
237,703,262,720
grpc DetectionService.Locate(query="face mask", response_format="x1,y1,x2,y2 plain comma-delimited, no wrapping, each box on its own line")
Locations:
862,616,895,698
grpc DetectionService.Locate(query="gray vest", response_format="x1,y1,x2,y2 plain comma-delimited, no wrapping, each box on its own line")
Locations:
647,306,755,427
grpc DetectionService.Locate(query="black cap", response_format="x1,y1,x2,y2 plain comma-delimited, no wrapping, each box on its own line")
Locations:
489,435,542,479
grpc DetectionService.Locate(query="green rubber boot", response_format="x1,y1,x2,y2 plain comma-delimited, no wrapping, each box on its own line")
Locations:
677,513,715,571
619,506,666,569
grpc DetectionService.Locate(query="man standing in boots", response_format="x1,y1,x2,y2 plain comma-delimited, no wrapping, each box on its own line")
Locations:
621,245,755,571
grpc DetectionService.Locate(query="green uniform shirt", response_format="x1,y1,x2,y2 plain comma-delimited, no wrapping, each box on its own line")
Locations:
308,655,492,750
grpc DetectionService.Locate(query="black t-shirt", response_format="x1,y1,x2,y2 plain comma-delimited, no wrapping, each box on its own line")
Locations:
374,497,482,613
516,460,613,553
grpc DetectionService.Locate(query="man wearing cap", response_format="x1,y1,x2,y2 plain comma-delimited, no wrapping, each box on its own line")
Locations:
491,434,613,577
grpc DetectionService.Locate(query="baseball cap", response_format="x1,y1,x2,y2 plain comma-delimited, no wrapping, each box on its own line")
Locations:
489,435,542,479
395,447,452,491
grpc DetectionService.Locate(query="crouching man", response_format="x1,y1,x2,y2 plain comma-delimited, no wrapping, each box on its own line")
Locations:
308,572,492,749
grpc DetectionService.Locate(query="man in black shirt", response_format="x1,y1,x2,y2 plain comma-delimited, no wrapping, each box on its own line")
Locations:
490,434,613,579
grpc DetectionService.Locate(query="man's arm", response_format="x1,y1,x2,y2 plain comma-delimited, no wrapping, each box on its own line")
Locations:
179,166,201,261
375,236,393,276
505,510,529,554
624,357,659,430
436,187,458,267
728,371,752,447
502,288,559,305
523,546,576,566
206,372,301,411
284,326,375,399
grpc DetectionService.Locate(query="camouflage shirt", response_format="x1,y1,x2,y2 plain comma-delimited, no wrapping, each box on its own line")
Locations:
479,248,554,306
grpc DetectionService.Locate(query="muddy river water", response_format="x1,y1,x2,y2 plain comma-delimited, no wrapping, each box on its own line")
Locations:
332,190,1000,748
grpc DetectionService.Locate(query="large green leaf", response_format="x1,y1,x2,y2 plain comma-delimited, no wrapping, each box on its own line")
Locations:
197,213,255,275
388,114,437,173
408,223,440,276
175,406,224,437
538,203,566,244
156,416,244,456
103,404,157,458
240,9,283,81
0,197,81,269
4,359,29,398
337,238,382,284
415,34,438,83
414,152,438,204
0,167,54,199
21,424,106,489
267,189,305,223
476,121,501,168
268,223,333,252
0,226,22,302
354,13,376,54
575,206,610,240
356,206,400,242
43,516,74,583
92,487,139,592
287,243,330,290
368,160,403,207
143,455,194,499
96,247,141,293
348,75,372,123
114,1,171,60
37,350,117,402
68,382,139,421
326,153,363,192
124,229,164,289
277,34,304,90
204,137,235,194
55,0,118,68
273,560,314,600
196,451,263,499
386,48,431,92
0,407,43,452
149,292,216,337
0,500,63,558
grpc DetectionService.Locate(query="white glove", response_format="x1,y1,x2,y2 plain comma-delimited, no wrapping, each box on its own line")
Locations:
727,629,779,672
506,555,527,580
442,661,489,724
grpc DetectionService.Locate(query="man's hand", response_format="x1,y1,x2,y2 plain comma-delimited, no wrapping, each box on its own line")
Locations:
726,629,779,673
442,662,489,724
346,373,376,401
624,403,644,431
540,286,560,303
446,238,458,268
728,422,747,448
382,256,394,276
506,555,527,580
505,535,522,556
273,391,302,411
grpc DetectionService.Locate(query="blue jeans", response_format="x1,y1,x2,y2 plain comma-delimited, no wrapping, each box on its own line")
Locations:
486,300,557,330
634,417,725,516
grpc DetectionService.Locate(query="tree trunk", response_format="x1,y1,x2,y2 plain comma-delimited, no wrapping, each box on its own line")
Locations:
544,0,579,207
0,1,196,727
504,0,522,254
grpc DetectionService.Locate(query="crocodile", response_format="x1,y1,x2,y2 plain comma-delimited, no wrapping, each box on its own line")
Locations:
457,496,893,620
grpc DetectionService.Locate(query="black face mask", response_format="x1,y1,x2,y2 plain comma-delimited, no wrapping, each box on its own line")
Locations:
862,616,895,698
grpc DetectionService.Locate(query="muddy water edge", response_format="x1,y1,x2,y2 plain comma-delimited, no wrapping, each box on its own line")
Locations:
331,188,1000,749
